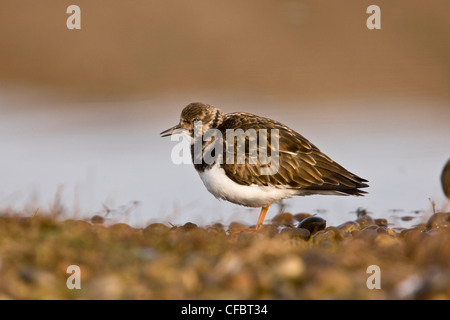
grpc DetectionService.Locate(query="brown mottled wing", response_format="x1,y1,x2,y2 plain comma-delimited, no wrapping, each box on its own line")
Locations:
219,113,369,195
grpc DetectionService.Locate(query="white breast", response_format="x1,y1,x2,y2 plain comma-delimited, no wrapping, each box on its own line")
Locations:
198,164,298,207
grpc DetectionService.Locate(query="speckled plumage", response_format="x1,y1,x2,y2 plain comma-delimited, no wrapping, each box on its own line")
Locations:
161,102,369,229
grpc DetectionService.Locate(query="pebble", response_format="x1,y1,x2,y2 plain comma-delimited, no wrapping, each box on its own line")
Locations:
143,223,170,236
63,219,92,229
375,233,401,247
91,215,105,224
403,227,428,245
336,221,360,233
297,216,326,234
311,230,335,245
258,224,279,237
426,212,450,230
325,226,349,241
181,222,198,231
375,226,389,234
374,218,388,227
400,216,416,222
109,223,135,233
279,227,311,241
293,213,313,222
271,213,295,226
356,207,370,218
356,215,375,229
352,228,378,242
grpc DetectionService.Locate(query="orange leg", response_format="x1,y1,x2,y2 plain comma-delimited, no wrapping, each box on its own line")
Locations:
254,203,270,231
229,203,271,234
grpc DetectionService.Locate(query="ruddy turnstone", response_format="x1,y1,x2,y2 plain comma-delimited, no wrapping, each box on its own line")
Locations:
161,102,369,232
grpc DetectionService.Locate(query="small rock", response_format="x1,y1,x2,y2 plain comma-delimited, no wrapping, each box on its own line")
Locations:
271,213,295,226
293,213,313,222
375,226,389,234
274,256,305,279
63,219,92,229
374,218,388,227
210,222,224,229
259,224,279,237
426,212,450,230
279,227,310,241
386,227,397,237
228,221,248,232
375,233,401,247
400,225,425,237
336,221,360,233
312,230,335,244
109,223,134,233
182,222,198,231
325,226,348,241
91,215,104,224
135,247,159,261
403,226,428,245
356,207,370,218
356,215,375,228
143,223,170,236
297,216,326,234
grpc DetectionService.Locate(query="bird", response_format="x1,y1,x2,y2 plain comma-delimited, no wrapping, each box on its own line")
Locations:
161,102,369,232
442,159,450,199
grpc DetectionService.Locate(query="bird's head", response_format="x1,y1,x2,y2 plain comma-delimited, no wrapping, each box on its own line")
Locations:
160,102,224,139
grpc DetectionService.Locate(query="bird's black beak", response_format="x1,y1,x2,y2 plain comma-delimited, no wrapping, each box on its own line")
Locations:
160,124,183,137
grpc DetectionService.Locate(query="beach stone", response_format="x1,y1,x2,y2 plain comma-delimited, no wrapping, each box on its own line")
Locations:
274,256,305,279
426,212,450,230
143,223,170,236
210,222,224,229
363,225,379,231
356,215,375,229
181,222,198,231
293,213,313,222
63,219,92,230
259,224,279,237
386,227,397,236
337,221,360,233
374,218,388,227
91,215,105,224
352,228,378,242
297,216,326,234
356,207,370,218
206,228,226,236
109,223,134,233
228,221,248,232
375,233,401,247
271,213,295,226
312,230,335,245
325,226,349,241
279,227,311,241
375,226,389,234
